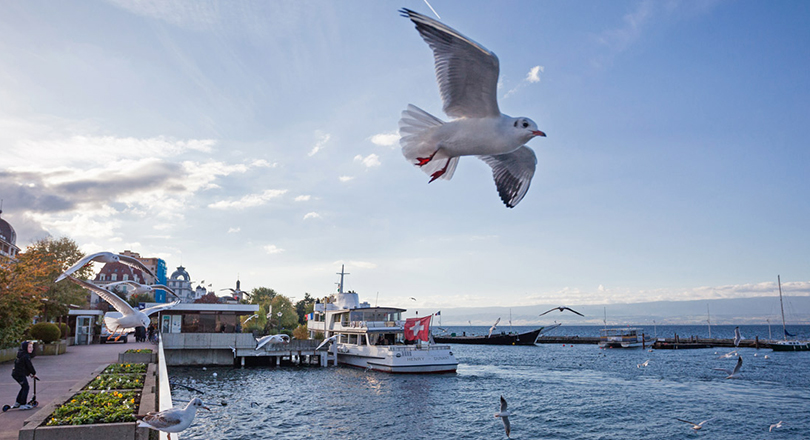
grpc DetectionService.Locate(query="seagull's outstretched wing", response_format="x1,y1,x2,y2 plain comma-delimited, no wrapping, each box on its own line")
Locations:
731,356,743,375
499,396,510,437
479,146,537,208
66,275,135,316
55,252,113,282
400,8,500,119
152,284,180,299
118,254,157,279
316,335,338,351
142,300,181,317
562,307,585,317
500,395,508,413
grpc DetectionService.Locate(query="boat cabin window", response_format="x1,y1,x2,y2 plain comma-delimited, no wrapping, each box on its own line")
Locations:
347,334,359,345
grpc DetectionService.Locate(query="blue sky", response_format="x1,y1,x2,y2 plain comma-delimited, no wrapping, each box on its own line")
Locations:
1,0,808,310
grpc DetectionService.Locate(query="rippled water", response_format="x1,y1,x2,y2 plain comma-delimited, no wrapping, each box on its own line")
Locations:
170,326,810,439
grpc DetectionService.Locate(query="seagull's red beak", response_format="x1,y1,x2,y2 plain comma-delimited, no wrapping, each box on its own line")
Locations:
532,130,546,137
202,406,211,411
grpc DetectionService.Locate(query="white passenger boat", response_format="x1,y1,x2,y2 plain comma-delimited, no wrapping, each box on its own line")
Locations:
598,327,650,348
307,266,458,373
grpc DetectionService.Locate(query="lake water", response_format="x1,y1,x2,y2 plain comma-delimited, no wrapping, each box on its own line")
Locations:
169,325,810,439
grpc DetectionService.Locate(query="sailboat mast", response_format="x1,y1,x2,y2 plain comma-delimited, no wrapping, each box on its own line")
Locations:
778,275,787,341
706,304,711,338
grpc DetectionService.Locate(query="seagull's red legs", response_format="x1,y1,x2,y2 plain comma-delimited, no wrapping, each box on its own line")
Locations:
415,150,437,167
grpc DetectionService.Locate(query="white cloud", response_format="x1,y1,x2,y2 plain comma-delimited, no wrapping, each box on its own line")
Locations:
227,227,240,233
308,133,331,157
338,176,354,182
263,244,284,254
354,153,381,168
526,65,543,83
369,132,400,147
303,212,321,220
207,189,287,210
294,195,311,202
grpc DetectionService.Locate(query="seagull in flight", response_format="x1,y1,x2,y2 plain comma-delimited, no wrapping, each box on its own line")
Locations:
316,335,338,351
676,418,712,431
717,350,737,359
137,397,210,440
106,280,180,299
733,326,742,347
66,276,179,340
56,251,156,283
488,317,501,338
539,306,584,317
399,8,546,208
769,421,783,432
494,395,511,438
637,359,650,368
713,355,743,379
255,334,290,350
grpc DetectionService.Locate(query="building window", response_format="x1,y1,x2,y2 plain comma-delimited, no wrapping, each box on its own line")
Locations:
111,274,117,281
123,274,129,281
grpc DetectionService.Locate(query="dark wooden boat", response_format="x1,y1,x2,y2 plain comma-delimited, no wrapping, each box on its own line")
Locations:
433,327,549,345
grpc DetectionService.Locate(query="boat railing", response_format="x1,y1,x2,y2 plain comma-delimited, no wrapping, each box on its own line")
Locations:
385,344,451,352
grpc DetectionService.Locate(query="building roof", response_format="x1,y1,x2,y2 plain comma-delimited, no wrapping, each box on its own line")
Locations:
0,212,16,245
170,265,190,281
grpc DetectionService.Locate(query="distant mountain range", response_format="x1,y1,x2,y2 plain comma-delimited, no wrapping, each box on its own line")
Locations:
431,296,810,326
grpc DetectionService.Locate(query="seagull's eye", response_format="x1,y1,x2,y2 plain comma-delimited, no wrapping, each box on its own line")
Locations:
522,121,529,128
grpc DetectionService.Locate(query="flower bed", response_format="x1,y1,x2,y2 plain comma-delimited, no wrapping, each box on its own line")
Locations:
103,363,148,374
45,391,139,426
125,348,152,353
84,373,145,391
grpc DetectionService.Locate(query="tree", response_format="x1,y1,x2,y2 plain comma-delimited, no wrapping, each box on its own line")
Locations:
0,251,52,348
194,292,220,304
249,287,277,307
128,292,154,308
269,295,298,330
27,237,91,321
295,293,316,324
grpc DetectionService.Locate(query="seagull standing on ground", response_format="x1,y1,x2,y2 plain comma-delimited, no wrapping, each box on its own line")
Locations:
137,397,210,440
676,418,712,431
713,355,743,379
55,251,156,282
66,276,179,340
494,395,511,438
539,306,585,317
399,8,546,208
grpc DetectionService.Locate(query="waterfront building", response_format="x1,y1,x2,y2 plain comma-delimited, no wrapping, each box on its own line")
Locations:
0,209,20,261
168,265,208,303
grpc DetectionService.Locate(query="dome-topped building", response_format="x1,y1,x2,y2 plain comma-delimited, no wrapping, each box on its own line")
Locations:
0,208,20,260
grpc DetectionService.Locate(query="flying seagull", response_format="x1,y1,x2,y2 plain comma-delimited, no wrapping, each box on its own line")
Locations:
733,326,742,347
676,418,712,431
539,306,584,317
255,334,290,350
55,251,156,283
316,335,338,351
106,280,180,299
717,350,737,359
66,276,179,340
399,8,546,208
713,355,743,379
637,359,650,368
769,421,783,432
494,395,511,438
137,397,210,440
488,317,501,338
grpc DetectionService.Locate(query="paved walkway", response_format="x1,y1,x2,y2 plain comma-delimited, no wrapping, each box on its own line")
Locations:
0,340,153,440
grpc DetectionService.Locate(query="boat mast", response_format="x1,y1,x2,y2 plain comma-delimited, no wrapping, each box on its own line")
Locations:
337,265,349,295
706,304,711,339
778,275,787,341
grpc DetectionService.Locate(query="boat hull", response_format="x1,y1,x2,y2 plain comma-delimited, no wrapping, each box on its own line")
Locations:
771,341,810,351
336,345,458,374
433,328,544,345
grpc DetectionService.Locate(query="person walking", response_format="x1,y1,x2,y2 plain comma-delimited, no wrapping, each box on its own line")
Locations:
11,341,37,410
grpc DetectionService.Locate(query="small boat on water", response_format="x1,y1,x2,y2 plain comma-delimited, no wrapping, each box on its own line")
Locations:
771,275,810,352
599,327,652,349
306,266,458,373
433,324,561,345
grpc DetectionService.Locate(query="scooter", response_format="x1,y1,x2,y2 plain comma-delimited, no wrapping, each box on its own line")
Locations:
2,376,38,412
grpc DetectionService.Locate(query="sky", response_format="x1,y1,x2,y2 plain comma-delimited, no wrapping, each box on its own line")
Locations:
1,0,809,314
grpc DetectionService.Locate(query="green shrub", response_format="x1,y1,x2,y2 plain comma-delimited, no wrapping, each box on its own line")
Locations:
30,322,61,344
58,323,70,339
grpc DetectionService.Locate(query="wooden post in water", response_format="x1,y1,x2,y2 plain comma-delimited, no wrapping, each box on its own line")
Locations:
642,333,646,349
755,336,759,349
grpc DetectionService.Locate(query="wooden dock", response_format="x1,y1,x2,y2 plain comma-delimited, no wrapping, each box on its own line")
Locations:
535,334,774,349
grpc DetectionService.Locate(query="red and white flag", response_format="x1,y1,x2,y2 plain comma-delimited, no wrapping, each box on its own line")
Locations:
404,316,432,342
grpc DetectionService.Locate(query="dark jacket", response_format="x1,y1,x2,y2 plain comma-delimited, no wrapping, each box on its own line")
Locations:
12,342,36,378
